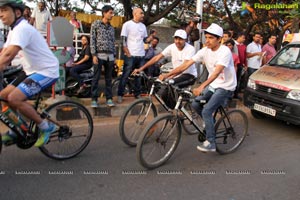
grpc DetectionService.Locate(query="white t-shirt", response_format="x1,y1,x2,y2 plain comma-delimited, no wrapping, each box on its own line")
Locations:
31,8,52,33
246,41,262,69
162,43,197,77
192,45,236,91
5,20,59,78
121,20,147,57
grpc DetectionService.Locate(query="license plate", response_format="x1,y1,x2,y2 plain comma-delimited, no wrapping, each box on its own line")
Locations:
254,104,276,116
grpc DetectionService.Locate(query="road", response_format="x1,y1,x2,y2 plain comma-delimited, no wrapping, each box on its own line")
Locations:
0,107,300,200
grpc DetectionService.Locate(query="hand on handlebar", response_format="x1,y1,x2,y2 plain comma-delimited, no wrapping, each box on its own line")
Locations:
193,86,204,96
131,68,141,76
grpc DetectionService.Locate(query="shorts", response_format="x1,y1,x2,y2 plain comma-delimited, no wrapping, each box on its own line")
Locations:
16,73,58,98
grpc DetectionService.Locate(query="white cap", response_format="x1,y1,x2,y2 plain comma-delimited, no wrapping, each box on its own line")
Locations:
204,23,223,37
173,29,187,39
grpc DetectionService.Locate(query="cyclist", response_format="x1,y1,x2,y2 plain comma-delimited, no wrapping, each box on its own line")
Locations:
0,0,59,147
160,23,237,152
132,29,197,88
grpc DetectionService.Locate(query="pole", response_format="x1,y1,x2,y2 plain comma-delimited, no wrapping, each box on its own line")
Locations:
196,0,203,48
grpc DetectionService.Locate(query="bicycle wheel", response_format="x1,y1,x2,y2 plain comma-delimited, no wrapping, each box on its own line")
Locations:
136,113,181,169
215,109,248,154
181,102,204,135
0,134,2,154
39,100,93,160
119,98,158,147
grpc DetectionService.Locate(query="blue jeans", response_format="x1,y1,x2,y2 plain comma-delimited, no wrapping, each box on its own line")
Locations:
91,58,114,101
69,63,92,86
117,55,145,97
191,87,233,144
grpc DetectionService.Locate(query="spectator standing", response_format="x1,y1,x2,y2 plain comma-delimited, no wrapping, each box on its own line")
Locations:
246,32,265,78
222,30,238,55
23,5,31,23
185,18,200,46
69,35,92,95
30,1,52,34
69,11,84,38
117,7,151,103
90,5,115,107
144,36,163,77
234,32,247,96
224,39,240,72
262,34,277,64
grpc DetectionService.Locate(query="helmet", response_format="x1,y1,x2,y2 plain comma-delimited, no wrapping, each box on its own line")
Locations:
0,0,25,12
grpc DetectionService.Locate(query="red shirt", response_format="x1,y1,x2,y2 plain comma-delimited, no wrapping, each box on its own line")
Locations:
262,43,276,63
236,43,247,66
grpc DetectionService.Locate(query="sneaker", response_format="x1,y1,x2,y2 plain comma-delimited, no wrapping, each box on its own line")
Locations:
91,100,99,108
2,130,17,146
117,96,123,103
106,99,115,107
197,140,216,152
34,122,57,147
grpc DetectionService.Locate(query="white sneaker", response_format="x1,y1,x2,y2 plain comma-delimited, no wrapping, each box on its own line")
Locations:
197,140,216,152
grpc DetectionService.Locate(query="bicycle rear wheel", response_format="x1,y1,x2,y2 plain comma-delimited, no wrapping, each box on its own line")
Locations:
181,102,204,135
119,98,157,147
215,109,248,154
39,100,93,160
136,113,181,169
0,135,2,154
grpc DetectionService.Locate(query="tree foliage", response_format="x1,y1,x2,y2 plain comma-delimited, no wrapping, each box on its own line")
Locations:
26,0,300,46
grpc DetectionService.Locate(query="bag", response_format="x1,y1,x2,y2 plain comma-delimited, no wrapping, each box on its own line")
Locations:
157,84,177,109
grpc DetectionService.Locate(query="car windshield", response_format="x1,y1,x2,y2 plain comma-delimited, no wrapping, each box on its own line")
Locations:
269,45,300,69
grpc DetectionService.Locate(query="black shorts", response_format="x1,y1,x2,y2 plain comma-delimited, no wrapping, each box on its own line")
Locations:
10,71,27,87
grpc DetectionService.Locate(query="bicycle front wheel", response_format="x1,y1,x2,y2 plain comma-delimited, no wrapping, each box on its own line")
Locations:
119,98,157,147
136,113,181,169
215,109,248,154
39,100,93,160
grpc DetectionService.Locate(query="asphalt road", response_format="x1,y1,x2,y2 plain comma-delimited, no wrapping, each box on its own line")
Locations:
0,107,300,200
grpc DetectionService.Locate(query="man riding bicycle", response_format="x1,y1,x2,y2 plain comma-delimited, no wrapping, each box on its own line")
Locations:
132,29,197,88
0,0,59,147
160,23,237,152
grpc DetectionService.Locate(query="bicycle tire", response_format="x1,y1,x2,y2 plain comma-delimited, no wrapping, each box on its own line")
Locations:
119,98,158,147
215,109,248,154
39,100,93,160
136,113,181,169
181,102,204,135
0,134,2,154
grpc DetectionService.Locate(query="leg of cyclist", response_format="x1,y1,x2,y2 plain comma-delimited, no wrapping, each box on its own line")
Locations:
0,71,28,144
6,73,57,147
197,88,233,152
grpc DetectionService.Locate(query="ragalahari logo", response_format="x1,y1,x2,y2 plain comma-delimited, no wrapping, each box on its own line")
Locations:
241,2,254,16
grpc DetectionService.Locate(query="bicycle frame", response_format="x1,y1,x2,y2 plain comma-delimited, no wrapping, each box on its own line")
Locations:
172,86,232,139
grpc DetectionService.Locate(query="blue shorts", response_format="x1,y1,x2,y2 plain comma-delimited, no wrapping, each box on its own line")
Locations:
17,73,58,98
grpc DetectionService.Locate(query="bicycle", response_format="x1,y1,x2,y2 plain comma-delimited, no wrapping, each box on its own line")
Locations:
119,72,199,147
0,92,93,160
136,85,248,169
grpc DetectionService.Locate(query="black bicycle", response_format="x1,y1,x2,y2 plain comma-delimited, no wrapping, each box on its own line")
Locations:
136,85,248,169
119,73,199,147
0,92,93,160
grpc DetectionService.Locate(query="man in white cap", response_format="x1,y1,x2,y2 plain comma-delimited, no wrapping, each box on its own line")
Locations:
161,23,237,152
133,29,197,88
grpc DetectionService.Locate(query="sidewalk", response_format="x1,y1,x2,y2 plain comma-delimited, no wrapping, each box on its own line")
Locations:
44,94,158,118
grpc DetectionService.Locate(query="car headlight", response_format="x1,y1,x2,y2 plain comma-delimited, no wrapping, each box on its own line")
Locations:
287,90,300,101
247,79,256,90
